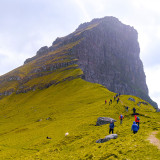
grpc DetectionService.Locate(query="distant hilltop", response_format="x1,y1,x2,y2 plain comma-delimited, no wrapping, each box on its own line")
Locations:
0,16,158,109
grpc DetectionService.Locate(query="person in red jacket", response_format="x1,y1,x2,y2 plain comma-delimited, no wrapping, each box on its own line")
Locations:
119,114,124,124
134,115,140,127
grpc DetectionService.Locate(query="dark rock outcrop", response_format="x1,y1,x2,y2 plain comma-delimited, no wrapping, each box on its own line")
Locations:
96,134,118,143
96,117,116,126
137,101,148,106
128,97,135,102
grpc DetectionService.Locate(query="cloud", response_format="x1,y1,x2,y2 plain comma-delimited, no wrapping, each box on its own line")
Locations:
145,65,160,107
0,0,84,75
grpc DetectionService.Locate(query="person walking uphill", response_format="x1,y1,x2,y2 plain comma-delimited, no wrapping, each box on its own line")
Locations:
109,120,114,134
131,121,139,134
133,107,136,114
134,115,140,127
119,114,124,124
117,97,120,104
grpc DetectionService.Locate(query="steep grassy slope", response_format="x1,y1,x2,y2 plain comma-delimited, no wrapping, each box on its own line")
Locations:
0,78,160,159
0,39,82,97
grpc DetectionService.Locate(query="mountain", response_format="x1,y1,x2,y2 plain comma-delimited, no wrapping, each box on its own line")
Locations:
0,16,156,108
0,16,160,159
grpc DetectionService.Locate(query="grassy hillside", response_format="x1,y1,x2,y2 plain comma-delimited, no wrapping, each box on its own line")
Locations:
0,78,160,159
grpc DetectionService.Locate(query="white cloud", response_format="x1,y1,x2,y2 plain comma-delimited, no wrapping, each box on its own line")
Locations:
145,65,160,107
74,0,91,21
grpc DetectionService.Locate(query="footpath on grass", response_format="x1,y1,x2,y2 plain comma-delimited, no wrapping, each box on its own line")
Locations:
148,131,160,149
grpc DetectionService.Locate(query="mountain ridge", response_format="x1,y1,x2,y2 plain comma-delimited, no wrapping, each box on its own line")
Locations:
0,16,158,109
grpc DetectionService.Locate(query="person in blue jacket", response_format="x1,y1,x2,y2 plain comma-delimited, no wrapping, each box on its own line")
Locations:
131,121,139,134
109,120,114,134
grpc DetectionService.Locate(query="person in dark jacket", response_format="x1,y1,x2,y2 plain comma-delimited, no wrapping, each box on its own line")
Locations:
125,106,129,112
117,97,120,104
109,120,114,134
131,121,139,134
133,107,136,114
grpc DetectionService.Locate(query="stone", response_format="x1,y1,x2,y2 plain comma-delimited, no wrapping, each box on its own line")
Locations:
46,117,52,120
128,97,135,102
137,101,148,106
96,134,118,143
36,119,42,122
96,117,116,126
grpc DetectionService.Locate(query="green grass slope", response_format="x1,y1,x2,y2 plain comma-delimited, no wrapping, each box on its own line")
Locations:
0,78,160,159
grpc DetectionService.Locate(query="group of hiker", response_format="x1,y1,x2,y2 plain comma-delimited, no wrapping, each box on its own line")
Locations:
109,114,140,134
105,94,140,135
105,93,121,105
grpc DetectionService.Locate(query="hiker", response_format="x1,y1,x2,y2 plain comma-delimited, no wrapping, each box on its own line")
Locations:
131,121,139,134
117,97,120,104
133,107,136,114
109,99,112,105
114,96,116,100
134,115,140,127
125,106,129,112
119,114,124,124
109,120,114,134
105,100,107,104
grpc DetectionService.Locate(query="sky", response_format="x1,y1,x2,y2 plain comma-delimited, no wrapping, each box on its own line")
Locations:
0,0,160,107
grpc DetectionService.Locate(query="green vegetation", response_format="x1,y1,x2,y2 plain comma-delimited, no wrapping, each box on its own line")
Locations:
0,78,160,159
0,39,82,95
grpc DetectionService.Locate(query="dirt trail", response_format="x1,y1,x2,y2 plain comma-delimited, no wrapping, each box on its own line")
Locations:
148,131,160,149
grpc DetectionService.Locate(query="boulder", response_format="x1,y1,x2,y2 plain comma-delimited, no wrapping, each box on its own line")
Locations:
46,117,52,120
96,134,118,143
96,117,116,126
128,97,135,102
36,119,42,122
137,101,148,106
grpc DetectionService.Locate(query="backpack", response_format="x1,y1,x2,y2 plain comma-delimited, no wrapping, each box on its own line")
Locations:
120,115,123,119
137,117,140,120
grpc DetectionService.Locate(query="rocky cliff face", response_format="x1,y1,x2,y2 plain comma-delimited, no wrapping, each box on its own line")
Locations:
58,16,157,108
0,16,157,108
74,18,149,97
73,17,157,108
24,16,157,108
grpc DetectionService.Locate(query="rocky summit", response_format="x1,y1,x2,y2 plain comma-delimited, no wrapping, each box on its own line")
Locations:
0,16,157,109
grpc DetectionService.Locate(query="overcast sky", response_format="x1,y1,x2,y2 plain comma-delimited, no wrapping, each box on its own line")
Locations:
0,0,160,107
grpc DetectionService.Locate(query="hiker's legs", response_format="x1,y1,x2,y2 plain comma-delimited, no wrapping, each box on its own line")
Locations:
120,119,122,124
111,129,114,134
133,131,137,134
109,128,113,134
